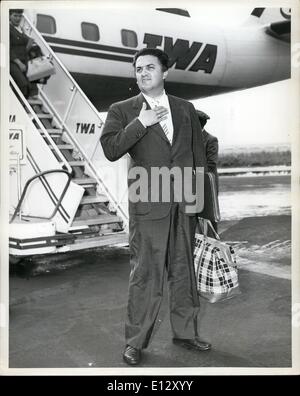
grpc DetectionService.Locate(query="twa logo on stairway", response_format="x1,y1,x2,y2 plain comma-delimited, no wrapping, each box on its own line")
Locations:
75,123,96,134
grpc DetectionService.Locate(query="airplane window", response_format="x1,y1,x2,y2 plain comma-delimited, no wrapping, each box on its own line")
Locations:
121,29,138,48
81,22,100,41
36,14,56,34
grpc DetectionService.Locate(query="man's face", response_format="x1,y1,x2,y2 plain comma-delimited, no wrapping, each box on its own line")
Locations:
10,13,23,26
135,55,168,96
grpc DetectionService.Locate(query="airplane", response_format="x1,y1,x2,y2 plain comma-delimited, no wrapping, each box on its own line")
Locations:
24,7,291,111
6,6,291,256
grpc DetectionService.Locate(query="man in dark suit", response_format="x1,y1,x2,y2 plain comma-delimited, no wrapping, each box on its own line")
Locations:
101,48,211,366
196,110,219,232
196,111,219,187
9,9,38,99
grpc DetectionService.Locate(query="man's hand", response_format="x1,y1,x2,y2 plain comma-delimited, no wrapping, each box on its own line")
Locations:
15,59,26,72
26,37,35,51
138,102,168,127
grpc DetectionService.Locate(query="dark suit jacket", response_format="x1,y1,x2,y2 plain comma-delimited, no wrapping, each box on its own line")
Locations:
202,129,219,191
10,24,30,64
100,93,207,220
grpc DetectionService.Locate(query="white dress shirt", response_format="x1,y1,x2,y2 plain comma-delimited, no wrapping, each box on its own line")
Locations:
142,90,174,144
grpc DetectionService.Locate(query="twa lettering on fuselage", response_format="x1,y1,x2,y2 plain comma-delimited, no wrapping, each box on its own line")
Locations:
76,123,95,134
143,33,217,73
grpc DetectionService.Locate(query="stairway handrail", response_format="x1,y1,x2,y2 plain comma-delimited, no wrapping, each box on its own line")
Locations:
10,78,73,174
10,169,72,223
22,14,105,125
22,14,129,226
38,88,129,223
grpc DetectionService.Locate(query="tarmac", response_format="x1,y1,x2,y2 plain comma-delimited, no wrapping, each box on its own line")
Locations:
8,214,291,369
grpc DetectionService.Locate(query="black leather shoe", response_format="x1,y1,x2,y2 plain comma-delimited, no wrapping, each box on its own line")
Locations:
123,345,141,366
173,338,211,351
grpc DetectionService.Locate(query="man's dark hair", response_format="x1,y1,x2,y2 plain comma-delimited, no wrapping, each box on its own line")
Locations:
199,118,207,129
9,9,24,15
196,110,210,129
133,48,169,71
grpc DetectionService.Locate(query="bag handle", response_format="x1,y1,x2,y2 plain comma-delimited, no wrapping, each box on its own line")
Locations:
197,217,220,240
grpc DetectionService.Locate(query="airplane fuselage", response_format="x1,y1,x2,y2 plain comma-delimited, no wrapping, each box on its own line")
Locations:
29,9,290,110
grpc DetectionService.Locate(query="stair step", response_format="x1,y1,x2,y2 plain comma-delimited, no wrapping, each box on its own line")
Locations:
51,144,74,150
67,161,86,166
80,195,108,205
73,177,97,186
60,232,128,252
44,128,63,134
72,214,122,227
36,113,53,119
28,98,43,105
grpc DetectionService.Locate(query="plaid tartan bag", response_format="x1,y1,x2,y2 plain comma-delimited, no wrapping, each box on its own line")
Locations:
194,218,240,303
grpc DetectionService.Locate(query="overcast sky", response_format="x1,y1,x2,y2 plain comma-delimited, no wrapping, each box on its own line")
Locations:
192,80,291,150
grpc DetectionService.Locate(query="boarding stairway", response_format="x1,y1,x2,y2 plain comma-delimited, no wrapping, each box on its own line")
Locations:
9,15,129,256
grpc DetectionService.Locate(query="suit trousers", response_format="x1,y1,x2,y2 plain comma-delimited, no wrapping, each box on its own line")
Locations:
125,203,200,349
10,62,38,99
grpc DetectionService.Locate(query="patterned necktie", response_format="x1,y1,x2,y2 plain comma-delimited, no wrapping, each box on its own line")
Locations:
162,122,171,143
154,103,172,144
